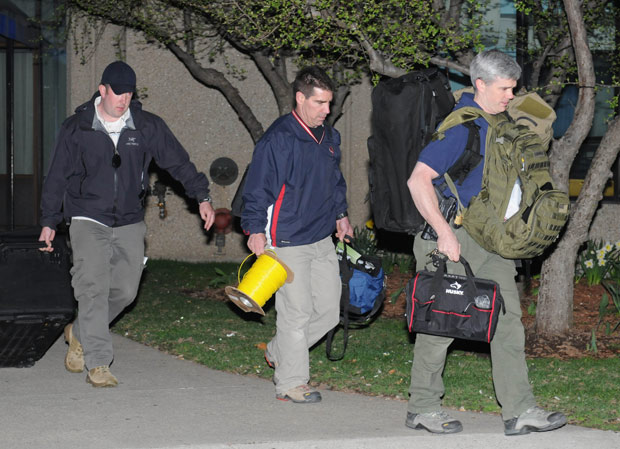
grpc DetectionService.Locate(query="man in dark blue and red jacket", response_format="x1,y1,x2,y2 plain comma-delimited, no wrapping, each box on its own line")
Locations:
39,61,215,387
241,66,353,403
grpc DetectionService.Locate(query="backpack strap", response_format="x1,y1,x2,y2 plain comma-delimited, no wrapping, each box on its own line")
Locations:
443,173,466,223
434,117,483,198
426,73,440,141
446,121,482,185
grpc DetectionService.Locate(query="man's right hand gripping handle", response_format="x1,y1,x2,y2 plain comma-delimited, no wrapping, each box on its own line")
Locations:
39,226,56,252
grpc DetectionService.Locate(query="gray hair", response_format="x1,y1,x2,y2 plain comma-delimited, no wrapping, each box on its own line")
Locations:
470,50,521,88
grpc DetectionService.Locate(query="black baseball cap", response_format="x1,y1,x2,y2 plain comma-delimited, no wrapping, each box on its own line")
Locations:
100,61,136,95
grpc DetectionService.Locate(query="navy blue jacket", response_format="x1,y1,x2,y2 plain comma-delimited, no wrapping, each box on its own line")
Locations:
241,111,348,247
40,94,210,229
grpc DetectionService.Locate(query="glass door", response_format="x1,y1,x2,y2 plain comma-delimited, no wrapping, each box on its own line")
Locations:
0,36,38,230
1,0,66,231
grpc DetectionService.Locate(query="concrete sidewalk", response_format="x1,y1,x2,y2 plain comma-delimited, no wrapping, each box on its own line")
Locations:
1,334,618,449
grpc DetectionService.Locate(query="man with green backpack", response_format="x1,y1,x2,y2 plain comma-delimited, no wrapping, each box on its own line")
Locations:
405,50,568,436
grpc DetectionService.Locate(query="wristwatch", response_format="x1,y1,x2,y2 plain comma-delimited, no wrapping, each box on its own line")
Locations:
336,211,348,220
198,195,212,204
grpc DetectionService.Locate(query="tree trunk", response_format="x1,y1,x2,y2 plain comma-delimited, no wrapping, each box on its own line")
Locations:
251,51,292,117
537,117,620,334
536,240,578,333
534,0,597,336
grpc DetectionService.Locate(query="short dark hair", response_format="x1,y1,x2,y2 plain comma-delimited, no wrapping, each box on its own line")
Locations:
292,66,334,100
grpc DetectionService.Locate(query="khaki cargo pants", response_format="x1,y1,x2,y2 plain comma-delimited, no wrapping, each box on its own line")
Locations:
266,236,341,395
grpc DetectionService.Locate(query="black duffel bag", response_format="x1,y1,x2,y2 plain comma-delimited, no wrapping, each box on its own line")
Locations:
405,256,505,343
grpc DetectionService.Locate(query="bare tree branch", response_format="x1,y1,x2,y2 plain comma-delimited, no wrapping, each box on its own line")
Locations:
183,9,194,55
250,51,292,116
429,56,470,75
166,40,265,143
549,0,596,185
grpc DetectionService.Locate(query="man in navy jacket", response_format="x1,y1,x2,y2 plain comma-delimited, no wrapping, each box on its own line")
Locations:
39,61,215,387
242,66,353,403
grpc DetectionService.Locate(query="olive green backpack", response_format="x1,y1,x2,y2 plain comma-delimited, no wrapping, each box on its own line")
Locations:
435,107,570,259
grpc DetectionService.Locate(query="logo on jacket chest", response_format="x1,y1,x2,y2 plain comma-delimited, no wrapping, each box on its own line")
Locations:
125,136,140,147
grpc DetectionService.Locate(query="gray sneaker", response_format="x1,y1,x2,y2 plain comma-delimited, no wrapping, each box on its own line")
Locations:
405,411,463,434
504,406,567,436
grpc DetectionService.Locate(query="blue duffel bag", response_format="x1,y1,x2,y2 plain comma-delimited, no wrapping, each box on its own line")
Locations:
326,239,385,360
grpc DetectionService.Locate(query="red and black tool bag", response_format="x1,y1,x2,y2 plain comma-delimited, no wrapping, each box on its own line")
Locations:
405,257,505,343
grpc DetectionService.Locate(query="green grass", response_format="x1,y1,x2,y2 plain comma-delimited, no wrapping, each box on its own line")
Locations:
113,260,620,431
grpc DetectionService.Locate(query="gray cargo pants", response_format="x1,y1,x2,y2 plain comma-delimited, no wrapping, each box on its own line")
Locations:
69,219,146,369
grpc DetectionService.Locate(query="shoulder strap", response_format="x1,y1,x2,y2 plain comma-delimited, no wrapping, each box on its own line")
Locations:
445,121,482,185
433,107,513,194
435,107,496,135
434,109,485,194
443,173,466,218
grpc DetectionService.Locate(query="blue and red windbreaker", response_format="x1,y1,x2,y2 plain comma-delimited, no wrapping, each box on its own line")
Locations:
241,111,348,247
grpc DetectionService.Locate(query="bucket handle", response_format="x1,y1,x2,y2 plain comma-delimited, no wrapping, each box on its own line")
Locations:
237,249,278,284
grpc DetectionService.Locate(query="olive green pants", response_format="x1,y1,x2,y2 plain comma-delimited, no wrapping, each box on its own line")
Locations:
408,227,536,420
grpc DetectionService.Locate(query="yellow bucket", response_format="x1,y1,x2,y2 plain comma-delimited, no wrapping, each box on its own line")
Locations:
225,250,294,315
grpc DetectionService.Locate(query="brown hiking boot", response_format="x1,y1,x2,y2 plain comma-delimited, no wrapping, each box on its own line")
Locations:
86,366,118,387
276,384,321,403
64,323,84,373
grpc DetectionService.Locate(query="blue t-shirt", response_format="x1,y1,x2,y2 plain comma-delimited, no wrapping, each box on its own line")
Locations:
417,92,488,207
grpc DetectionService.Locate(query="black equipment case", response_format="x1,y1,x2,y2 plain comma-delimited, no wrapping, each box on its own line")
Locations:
0,230,76,367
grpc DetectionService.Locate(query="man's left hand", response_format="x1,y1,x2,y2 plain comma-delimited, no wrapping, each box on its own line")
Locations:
199,201,215,231
336,216,353,241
